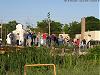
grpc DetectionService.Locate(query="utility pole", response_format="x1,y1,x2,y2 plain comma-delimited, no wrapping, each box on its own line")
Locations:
47,12,51,36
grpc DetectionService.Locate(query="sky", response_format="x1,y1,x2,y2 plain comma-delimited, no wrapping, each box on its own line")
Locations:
0,0,99,27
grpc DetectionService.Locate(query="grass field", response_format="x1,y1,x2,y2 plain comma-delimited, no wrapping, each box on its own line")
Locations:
0,46,100,75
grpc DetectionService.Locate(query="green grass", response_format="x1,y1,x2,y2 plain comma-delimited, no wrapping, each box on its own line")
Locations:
0,46,100,75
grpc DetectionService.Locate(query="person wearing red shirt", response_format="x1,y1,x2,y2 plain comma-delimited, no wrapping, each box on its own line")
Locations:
43,33,47,46
75,39,80,47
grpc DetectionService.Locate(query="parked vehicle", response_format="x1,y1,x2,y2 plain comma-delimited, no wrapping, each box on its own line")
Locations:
87,40,100,48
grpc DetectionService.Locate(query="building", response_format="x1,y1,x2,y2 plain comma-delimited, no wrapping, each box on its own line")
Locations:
75,31,100,43
6,24,26,45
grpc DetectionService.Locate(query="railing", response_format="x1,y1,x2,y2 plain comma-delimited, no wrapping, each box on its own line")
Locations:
24,64,56,75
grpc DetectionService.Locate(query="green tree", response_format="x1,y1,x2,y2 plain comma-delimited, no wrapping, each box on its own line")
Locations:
67,16,100,38
37,20,48,33
86,16,100,31
63,24,69,34
6,20,18,33
1,20,18,44
37,20,62,34
68,21,81,38
50,21,62,34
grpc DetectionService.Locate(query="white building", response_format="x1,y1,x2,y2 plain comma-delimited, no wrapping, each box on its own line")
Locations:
6,24,26,45
75,31,100,43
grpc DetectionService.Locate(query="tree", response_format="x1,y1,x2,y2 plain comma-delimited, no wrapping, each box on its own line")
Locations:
67,16,100,38
6,20,18,33
50,21,62,34
68,21,81,38
63,24,69,34
37,20,48,33
37,20,62,35
1,20,18,44
85,16,100,31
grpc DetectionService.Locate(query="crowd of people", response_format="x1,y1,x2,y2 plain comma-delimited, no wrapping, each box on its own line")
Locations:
8,32,66,47
8,31,87,50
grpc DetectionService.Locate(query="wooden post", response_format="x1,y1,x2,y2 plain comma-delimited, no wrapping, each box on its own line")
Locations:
53,64,56,75
24,65,26,75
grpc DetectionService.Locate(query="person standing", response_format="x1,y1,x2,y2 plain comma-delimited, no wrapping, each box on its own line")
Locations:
16,33,20,46
74,39,80,53
50,34,55,47
81,39,86,50
27,32,32,47
9,32,15,46
58,35,64,46
37,32,41,47
32,32,37,46
43,33,47,46
46,34,51,47
23,33,28,46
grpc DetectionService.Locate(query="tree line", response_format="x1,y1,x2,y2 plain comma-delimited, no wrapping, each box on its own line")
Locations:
36,16,100,38
0,16,100,44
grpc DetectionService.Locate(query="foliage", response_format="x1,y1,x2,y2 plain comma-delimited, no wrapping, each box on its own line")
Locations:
1,20,18,44
86,16,100,31
0,47,52,75
6,20,18,33
63,24,69,34
37,20,48,33
1,16,99,44
68,21,81,38
0,46,100,75
63,16,100,38
87,46,100,61
37,20,62,34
